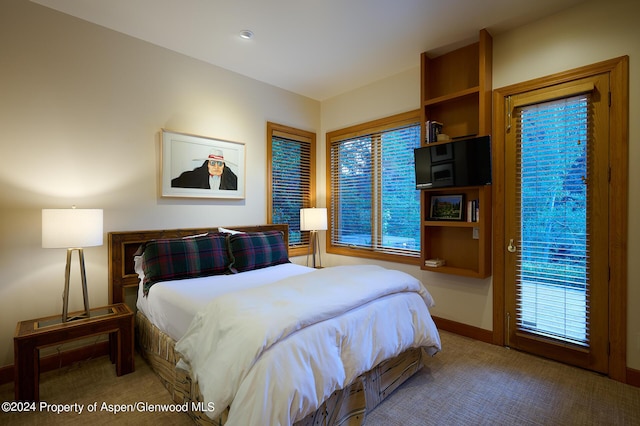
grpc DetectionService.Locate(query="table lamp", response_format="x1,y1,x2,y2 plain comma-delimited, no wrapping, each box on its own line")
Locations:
42,207,103,322
300,207,327,268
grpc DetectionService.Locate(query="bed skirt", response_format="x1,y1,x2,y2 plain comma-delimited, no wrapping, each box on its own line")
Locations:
136,310,425,425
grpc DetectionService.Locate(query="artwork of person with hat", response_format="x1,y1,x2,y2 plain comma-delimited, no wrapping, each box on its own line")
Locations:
171,149,238,190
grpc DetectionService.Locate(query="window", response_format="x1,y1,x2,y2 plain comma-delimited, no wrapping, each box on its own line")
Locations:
327,110,421,264
267,122,316,256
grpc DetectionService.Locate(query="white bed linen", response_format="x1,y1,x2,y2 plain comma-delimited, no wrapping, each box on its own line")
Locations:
175,264,441,426
136,262,315,341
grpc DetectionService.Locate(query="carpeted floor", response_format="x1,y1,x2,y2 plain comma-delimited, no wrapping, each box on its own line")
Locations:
1,331,639,425
366,332,640,426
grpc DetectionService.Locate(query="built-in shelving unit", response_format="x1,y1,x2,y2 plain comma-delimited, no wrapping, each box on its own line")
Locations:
419,29,493,278
421,185,492,277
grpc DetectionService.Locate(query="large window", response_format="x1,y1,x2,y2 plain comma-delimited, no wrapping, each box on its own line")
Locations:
327,111,421,263
267,122,316,257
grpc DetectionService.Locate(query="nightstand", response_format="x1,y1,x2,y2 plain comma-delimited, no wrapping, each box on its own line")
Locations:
14,303,134,401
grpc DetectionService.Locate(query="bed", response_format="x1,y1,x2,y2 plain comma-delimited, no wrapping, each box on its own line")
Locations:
108,224,441,425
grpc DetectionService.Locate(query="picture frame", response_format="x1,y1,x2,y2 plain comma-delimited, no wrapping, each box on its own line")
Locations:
429,194,464,220
161,129,245,199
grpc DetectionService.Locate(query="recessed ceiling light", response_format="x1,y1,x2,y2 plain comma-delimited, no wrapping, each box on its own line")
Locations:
239,30,254,40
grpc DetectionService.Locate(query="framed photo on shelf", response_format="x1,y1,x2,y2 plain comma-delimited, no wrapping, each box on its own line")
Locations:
161,129,245,199
429,194,464,221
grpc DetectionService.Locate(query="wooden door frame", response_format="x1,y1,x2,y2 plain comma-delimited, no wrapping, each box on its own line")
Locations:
491,56,628,382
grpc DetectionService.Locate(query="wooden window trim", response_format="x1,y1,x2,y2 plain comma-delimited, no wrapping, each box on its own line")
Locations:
325,110,421,265
267,122,317,257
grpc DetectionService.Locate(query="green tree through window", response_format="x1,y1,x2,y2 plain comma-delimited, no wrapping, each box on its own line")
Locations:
267,122,315,256
328,111,421,261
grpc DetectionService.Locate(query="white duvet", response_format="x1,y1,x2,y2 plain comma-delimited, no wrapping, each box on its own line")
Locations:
175,264,441,426
136,262,314,341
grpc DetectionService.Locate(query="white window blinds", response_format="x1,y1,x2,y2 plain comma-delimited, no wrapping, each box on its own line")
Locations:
271,133,312,247
515,94,591,347
329,122,421,257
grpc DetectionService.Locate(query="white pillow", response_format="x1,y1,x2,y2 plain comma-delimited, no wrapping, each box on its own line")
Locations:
218,227,244,234
182,232,208,239
134,255,145,284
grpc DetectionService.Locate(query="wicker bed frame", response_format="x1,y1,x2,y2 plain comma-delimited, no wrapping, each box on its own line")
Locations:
108,225,426,425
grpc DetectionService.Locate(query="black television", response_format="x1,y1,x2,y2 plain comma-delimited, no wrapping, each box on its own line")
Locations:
414,135,492,189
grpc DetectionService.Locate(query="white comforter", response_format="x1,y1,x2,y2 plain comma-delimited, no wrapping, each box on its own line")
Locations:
175,265,441,426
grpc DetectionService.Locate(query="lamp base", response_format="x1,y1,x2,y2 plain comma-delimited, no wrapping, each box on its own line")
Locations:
62,248,91,322
306,230,322,269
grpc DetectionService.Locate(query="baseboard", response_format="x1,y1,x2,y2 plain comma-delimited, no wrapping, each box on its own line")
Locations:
0,365,11,385
432,315,493,344
627,367,640,388
0,341,109,386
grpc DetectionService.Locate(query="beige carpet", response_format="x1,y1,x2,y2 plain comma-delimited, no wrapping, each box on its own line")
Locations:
366,332,640,426
1,331,639,425
0,350,193,426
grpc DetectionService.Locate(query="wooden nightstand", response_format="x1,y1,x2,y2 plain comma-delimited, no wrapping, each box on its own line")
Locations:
14,303,134,401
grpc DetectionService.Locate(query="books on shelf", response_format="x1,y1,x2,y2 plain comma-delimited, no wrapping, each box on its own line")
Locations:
466,199,480,222
424,258,446,267
425,121,443,143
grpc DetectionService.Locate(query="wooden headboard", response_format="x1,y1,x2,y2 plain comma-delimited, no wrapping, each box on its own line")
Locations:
108,224,289,304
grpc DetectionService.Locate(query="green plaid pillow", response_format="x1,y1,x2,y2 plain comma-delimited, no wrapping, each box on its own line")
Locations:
228,231,289,273
141,233,229,295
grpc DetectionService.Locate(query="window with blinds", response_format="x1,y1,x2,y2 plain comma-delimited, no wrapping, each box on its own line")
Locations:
267,123,315,252
515,94,591,346
327,112,421,260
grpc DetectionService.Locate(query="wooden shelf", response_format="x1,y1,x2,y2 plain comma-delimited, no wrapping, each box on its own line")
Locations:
423,86,480,107
422,264,487,278
423,220,479,228
419,29,493,278
420,185,491,277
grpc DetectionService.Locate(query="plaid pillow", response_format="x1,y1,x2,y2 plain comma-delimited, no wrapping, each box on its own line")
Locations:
228,231,290,273
141,233,229,295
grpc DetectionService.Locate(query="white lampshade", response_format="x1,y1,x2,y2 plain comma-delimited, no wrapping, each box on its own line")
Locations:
42,208,103,248
300,208,327,231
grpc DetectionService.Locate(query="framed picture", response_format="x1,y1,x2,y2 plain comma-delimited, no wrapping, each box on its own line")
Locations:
429,194,464,220
161,129,245,199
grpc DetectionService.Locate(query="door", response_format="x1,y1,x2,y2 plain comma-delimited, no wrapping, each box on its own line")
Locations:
504,74,610,373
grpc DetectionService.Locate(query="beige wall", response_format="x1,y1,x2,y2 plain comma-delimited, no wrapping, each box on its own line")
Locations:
1,0,638,373
0,0,319,366
322,0,640,370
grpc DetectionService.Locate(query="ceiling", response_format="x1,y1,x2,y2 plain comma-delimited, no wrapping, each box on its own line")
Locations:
32,0,585,101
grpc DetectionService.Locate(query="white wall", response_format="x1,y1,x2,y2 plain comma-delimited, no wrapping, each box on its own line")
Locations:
322,0,640,370
0,0,319,367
